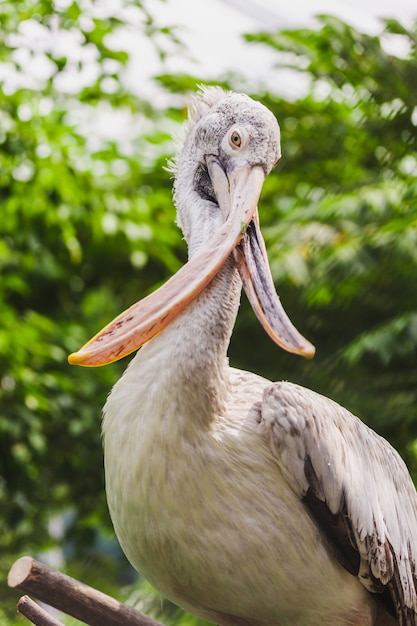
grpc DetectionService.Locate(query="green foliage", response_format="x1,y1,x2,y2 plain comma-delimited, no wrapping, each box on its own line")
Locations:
1,4,417,625
238,15,417,474
0,0,184,621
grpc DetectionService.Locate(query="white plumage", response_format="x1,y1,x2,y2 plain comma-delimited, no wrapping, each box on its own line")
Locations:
70,88,417,626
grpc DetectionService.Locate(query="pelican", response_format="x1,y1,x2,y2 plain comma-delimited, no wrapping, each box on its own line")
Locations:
69,88,417,626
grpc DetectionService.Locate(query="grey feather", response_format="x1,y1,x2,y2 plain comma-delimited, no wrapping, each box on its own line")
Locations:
258,381,417,624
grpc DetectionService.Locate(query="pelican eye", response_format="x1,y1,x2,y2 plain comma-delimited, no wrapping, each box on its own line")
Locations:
229,130,242,149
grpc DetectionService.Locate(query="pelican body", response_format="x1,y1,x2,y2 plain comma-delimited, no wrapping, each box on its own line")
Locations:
70,89,417,626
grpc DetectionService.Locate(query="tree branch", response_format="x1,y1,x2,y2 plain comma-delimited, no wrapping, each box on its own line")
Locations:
17,595,65,626
8,556,165,626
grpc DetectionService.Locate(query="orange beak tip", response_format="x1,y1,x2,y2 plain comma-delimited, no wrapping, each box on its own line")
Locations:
68,351,84,366
68,347,100,367
304,344,316,359
298,336,316,359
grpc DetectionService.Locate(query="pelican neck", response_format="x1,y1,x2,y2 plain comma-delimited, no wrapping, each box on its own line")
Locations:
133,257,241,422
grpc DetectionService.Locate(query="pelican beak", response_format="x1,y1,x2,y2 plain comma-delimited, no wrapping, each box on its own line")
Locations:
69,160,314,366
233,212,315,358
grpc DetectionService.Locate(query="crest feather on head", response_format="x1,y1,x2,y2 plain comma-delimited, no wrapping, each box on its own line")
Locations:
187,85,230,126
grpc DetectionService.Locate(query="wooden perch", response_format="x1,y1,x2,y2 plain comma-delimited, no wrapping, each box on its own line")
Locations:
17,595,65,626
8,556,165,626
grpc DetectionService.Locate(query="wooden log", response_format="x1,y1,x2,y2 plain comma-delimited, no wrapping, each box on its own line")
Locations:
17,595,65,626
9,556,165,626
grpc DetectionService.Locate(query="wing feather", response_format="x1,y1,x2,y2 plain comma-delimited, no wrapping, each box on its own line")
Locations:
258,381,417,626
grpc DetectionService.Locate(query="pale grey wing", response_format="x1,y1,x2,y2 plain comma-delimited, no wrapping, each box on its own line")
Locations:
258,381,417,626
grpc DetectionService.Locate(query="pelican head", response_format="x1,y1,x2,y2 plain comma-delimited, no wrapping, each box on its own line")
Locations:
69,87,315,367
173,87,281,257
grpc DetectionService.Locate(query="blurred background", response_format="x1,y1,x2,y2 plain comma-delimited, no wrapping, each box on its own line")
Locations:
1,0,417,623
